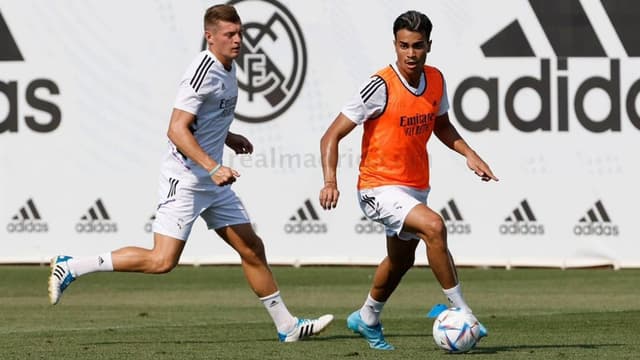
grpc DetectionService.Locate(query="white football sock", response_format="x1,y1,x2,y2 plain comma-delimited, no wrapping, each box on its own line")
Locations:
443,283,472,313
359,293,385,326
67,252,114,277
260,291,297,334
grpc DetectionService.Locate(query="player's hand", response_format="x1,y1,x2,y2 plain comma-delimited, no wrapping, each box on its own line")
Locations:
466,153,498,182
319,182,340,210
211,166,240,186
226,133,253,154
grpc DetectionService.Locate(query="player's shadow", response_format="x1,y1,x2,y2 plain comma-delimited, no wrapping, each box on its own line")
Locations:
470,343,625,354
374,332,625,354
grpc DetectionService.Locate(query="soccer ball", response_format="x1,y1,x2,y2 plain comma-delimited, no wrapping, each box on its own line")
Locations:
432,307,482,353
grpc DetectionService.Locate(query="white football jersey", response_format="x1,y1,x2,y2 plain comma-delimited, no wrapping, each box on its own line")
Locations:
164,49,238,182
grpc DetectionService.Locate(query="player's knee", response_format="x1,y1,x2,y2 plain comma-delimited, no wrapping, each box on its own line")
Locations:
149,255,177,274
238,235,266,263
422,215,446,239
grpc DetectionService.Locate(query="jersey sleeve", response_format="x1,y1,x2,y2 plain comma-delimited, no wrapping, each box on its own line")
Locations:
174,79,202,115
174,53,216,115
438,77,450,116
341,76,387,125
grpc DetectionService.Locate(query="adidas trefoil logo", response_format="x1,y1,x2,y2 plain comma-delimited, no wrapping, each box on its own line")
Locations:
354,215,384,234
6,198,48,233
75,198,118,233
439,199,471,235
499,199,544,235
284,199,327,234
574,200,619,236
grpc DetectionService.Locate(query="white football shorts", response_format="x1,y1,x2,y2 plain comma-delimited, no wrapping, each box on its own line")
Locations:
358,185,430,240
152,175,250,241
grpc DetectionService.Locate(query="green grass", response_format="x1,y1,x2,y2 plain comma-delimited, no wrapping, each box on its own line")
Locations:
1,266,639,359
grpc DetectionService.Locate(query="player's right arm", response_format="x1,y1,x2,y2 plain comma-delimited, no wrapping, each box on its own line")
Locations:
319,76,386,210
319,113,357,210
167,108,238,186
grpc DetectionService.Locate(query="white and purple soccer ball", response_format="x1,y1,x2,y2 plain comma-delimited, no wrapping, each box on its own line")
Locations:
432,307,482,353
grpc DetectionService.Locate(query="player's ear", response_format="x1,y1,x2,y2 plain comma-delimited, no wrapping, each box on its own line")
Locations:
427,39,432,53
204,30,214,46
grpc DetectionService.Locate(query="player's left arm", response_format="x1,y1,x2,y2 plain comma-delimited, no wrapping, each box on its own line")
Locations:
225,132,253,154
433,112,498,182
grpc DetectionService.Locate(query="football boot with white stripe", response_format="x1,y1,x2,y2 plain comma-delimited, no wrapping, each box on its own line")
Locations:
278,314,334,342
48,255,76,305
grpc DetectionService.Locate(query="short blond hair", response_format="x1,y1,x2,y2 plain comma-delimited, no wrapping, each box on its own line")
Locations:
204,4,241,30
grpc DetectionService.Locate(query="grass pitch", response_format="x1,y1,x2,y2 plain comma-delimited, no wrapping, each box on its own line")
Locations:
1,265,639,359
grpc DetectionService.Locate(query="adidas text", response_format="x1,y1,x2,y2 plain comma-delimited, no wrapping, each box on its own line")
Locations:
574,223,619,236
0,79,61,133
447,223,471,234
454,59,640,133
354,222,384,234
284,222,327,234
75,221,118,233
6,220,48,233
499,223,545,235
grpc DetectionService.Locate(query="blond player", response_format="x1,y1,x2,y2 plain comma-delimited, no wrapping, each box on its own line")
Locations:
319,10,497,350
49,4,333,342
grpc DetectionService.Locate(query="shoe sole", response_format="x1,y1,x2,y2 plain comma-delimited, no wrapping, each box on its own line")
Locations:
47,257,61,305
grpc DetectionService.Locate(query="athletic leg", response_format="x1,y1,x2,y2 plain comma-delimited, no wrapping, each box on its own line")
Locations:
48,233,185,304
215,223,277,296
348,236,417,351
369,235,419,302
403,204,471,312
403,203,457,288
216,223,333,341
110,233,185,273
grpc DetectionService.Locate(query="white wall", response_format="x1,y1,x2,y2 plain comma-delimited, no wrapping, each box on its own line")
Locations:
1,0,638,268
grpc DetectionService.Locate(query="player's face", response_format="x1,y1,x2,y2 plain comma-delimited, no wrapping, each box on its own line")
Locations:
205,20,243,67
393,29,431,84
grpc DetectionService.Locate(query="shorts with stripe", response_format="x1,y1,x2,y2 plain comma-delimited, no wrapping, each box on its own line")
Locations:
358,185,430,240
151,171,250,241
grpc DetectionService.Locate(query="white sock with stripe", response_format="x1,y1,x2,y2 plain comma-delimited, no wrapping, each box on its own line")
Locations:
360,293,385,326
67,252,114,277
260,291,297,334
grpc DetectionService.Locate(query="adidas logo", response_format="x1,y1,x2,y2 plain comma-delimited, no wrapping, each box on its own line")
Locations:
354,215,384,234
499,199,544,235
574,200,619,236
439,199,471,235
0,10,61,134
75,199,118,233
452,0,640,133
284,199,327,234
6,198,48,233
